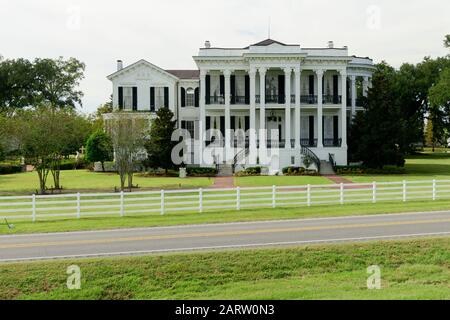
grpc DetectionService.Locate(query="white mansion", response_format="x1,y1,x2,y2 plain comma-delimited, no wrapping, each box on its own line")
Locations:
106,39,374,174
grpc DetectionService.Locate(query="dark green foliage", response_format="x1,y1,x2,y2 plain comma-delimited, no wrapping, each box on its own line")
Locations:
0,164,22,175
186,167,217,177
335,166,406,175
85,130,113,171
282,166,319,176
349,63,407,168
144,108,177,173
235,166,262,176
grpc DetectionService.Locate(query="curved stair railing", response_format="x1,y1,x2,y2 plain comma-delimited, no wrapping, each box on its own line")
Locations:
301,145,321,172
232,148,250,173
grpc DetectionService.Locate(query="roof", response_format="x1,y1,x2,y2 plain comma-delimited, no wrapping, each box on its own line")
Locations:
165,70,199,80
248,39,295,47
107,59,179,81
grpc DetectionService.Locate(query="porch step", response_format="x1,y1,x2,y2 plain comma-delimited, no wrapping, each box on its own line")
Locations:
217,165,233,177
319,160,335,175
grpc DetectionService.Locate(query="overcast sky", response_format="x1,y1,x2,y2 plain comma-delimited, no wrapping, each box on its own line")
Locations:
1,0,449,113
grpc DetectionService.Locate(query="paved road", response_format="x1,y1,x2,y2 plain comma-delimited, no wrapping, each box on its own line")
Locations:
1,211,450,262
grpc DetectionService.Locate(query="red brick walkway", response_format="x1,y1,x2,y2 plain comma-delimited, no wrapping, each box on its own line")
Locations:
323,175,354,184
211,177,235,189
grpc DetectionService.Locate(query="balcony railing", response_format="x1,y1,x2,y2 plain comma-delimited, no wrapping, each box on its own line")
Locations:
265,95,285,104
207,95,225,105
232,96,249,105
301,95,318,104
323,138,342,147
323,95,342,104
301,139,318,148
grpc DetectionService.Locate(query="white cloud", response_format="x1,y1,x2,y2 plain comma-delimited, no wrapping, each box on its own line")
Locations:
0,0,448,113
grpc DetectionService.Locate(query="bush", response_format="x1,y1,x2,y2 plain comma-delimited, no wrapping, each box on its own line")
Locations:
335,165,406,175
58,158,88,170
235,166,262,177
186,167,218,177
282,166,319,176
0,164,23,175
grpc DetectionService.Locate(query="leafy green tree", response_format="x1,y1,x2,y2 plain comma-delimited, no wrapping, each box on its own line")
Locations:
85,130,113,171
349,62,407,168
144,107,177,174
444,34,450,48
0,59,34,113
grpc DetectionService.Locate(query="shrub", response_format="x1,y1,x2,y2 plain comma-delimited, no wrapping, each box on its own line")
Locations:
186,167,218,177
0,164,23,175
335,165,406,175
235,166,262,176
58,158,88,170
282,166,318,176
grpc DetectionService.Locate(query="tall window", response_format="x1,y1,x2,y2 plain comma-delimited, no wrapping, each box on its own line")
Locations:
155,87,165,109
186,88,195,107
123,87,132,110
185,121,195,139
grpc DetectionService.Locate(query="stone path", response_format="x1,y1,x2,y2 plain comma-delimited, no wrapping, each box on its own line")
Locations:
323,175,354,185
211,176,235,189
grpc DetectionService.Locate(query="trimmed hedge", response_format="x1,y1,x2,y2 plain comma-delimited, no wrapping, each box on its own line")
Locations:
58,159,88,170
186,167,218,177
235,166,262,177
335,165,406,175
282,166,319,176
0,164,23,175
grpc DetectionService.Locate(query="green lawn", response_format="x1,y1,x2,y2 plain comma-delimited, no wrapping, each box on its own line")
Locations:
344,151,450,183
235,176,331,187
3,198,450,235
0,170,213,194
1,237,448,300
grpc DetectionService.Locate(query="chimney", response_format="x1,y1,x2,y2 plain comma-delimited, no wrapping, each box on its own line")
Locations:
204,40,211,49
117,60,123,71
327,41,334,48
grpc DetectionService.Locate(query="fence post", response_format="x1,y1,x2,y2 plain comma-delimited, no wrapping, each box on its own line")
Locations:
199,188,203,213
432,179,436,201
160,189,165,215
76,192,81,219
340,183,344,205
403,180,407,202
32,194,36,222
272,185,276,208
373,182,377,204
307,184,311,207
236,187,241,211
120,191,124,217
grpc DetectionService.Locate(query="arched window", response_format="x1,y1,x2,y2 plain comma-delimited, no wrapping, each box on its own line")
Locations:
186,88,195,107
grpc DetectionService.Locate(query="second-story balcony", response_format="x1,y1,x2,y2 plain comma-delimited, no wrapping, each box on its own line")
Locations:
301,95,318,104
207,95,225,105
323,95,342,104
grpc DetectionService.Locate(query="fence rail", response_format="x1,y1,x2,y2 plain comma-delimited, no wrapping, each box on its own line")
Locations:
1,179,450,222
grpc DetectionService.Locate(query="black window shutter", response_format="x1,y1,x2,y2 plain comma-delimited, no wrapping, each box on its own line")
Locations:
333,116,339,144
333,75,339,101
245,116,250,132
244,75,250,105
150,87,155,112
118,87,123,110
278,75,285,104
181,120,186,129
220,75,225,96
194,88,199,107
309,75,314,95
132,87,138,110
164,87,169,108
181,87,186,107
220,116,225,139
230,116,236,131
309,116,314,145
206,116,211,131
230,75,236,104
205,75,210,104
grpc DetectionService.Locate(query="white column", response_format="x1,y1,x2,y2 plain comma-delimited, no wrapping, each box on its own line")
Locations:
351,75,356,117
316,69,324,148
284,67,292,149
223,70,232,156
294,67,301,149
199,69,207,165
340,70,348,148
363,76,369,97
259,67,267,148
249,67,257,164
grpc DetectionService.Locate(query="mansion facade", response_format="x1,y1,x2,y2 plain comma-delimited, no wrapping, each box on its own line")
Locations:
106,39,374,174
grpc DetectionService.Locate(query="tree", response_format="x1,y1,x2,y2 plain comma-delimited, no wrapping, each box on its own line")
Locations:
444,34,450,48
349,62,407,168
85,130,113,171
90,97,113,132
0,57,85,112
106,113,146,191
144,107,177,174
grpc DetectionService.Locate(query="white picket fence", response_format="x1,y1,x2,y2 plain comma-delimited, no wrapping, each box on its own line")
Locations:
0,179,450,222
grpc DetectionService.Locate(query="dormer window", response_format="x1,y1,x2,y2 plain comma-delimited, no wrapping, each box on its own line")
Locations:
186,88,195,107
